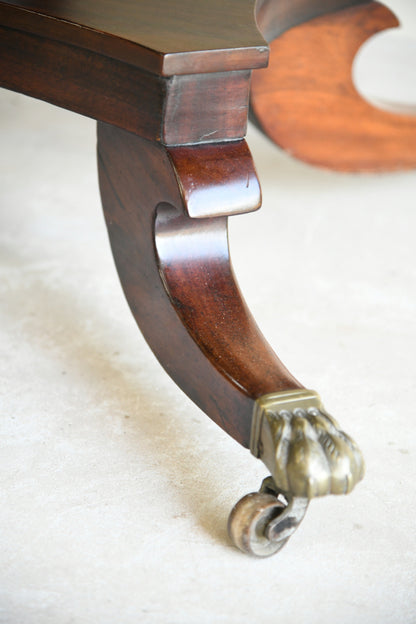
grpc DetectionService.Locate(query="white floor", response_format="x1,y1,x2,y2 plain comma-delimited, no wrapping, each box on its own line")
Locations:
1,54,415,624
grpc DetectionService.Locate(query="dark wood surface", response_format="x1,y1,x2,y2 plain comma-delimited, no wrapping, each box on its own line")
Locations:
0,24,253,144
0,24,167,139
167,140,262,218
0,0,315,448
252,1,416,171
0,2,257,143
3,0,412,447
98,123,302,447
0,0,268,75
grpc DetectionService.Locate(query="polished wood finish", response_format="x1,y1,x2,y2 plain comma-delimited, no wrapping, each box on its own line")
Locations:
167,140,262,218
98,123,302,446
0,23,252,144
0,0,268,75
0,0,306,448
1,0,412,449
162,71,252,145
251,1,416,172
0,0,268,145
0,24,166,139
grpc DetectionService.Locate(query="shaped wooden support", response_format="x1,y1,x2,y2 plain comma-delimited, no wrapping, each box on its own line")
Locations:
252,0,416,171
97,126,302,446
6,0,410,557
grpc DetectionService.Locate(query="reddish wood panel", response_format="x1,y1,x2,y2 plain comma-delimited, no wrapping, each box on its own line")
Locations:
251,1,416,172
0,0,268,75
98,124,302,447
255,0,366,41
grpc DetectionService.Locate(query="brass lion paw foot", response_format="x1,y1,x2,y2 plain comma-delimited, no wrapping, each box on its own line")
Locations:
229,390,364,557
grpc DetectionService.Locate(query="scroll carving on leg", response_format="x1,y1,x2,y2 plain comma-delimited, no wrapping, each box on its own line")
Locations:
97,121,364,557
0,0,368,560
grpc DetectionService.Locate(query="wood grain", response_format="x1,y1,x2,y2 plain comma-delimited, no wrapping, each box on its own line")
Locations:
0,26,252,144
255,0,367,42
251,1,416,172
98,123,302,447
167,140,261,218
1,0,305,448
0,0,269,75
0,25,166,139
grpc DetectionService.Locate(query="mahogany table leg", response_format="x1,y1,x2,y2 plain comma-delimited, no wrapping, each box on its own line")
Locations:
97,121,364,555
97,122,302,447
0,0,369,559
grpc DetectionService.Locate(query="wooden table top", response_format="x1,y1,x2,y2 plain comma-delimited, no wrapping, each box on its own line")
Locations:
0,0,269,75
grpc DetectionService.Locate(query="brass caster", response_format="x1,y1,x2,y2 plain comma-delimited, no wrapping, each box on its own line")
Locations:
228,477,309,557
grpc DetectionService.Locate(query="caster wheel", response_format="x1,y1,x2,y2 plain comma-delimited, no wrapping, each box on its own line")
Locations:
228,491,287,557
228,479,309,557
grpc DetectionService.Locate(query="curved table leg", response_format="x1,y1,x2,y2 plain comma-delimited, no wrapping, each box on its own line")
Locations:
0,0,367,559
251,1,416,172
97,122,302,447
97,122,365,555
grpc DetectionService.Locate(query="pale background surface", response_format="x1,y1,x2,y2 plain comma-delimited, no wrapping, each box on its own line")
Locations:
1,4,415,622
